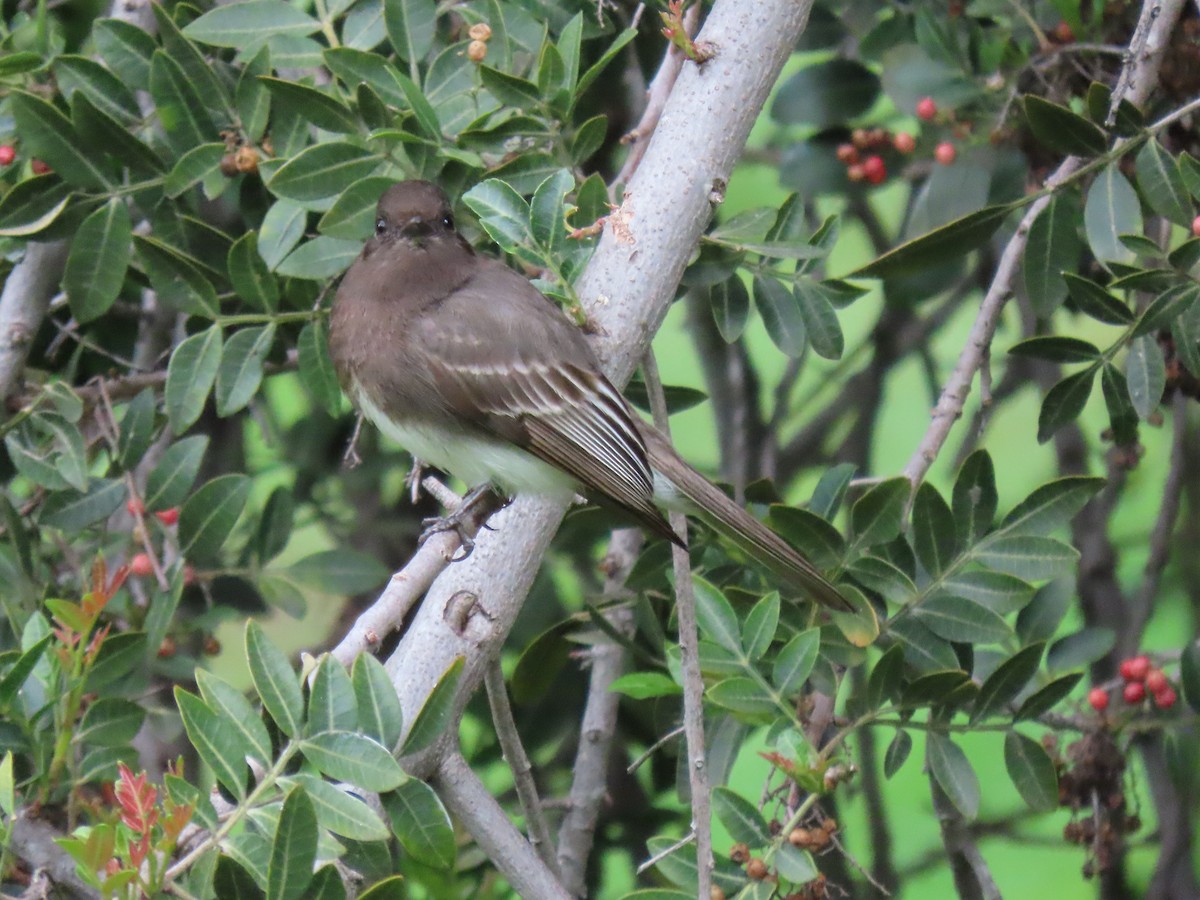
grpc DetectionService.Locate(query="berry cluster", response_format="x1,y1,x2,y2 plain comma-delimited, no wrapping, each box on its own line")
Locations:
834,96,957,188
466,22,492,63
724,818,838,898
123,495,197,646
1087,654,1177,712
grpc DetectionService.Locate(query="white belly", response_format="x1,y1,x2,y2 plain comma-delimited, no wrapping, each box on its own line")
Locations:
352,381,577,499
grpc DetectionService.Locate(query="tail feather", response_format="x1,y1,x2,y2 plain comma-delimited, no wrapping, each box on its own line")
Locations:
640,426,851,612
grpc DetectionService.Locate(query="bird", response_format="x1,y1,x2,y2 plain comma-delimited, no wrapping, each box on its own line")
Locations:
328,180,850,612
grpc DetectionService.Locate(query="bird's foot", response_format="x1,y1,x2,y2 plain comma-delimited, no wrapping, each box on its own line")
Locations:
417,485,506,561
405,458,426,505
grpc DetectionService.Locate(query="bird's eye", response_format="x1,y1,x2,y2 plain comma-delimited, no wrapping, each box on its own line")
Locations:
375,218,387,236
442,215,453,229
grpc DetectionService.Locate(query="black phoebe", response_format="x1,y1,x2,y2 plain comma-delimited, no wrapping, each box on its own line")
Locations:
328,181,849,611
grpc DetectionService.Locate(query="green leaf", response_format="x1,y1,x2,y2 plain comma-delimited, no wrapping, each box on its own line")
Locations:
576,28,637,97
259,199,307,271
793,278,844,359
608,672,680,699
866,644,905,710
479,66,542,109
712,787,770,845
912,483,956,576
94,19,156,89
246,620,304,737
357,877,406,900
0,635,52,711
1047,628,1115,672
165,327,223,433
64,200,132,323
1135,138,1193,226
228,232,279,311
77,698,144,747
1037,367,1098,443
953,452,998,546
164,143,227,199
85,632,147,692
1004,731,1058,811
1085,164,1142,265
754,276,806,357
972,535,1077,580
1016,672,1082,721
285,550,389,594
940,570,1031,617
999,476,1104,537
884,729,913,778
216,325,276,416
1133,283,1199,338
41,479,126,530
850,478,910,549
175,688,250,800
530,169,574,254
353,655,404,749
179,474,250,561
196,669,272,765
268,787,318,900
971,643,1045,721
1125,332,1165,419
1016,580,1073,644
0,175,71,237
709,277,750,342
300,731,406,790
298,321,343,416
136,236,220,318
324,48,407,106
927,733,979,820
401,656,464,755
10,91,112,190
768,507,845,571
707,677,776,718
1063,273,1134,324
0,52,44,77
269,142,380,202
237,46,273,142
914,596,1011,644
144,435,207,512
185,0,320,47
276,237,361,280
288,774,390,842
853,205,1013,279
391,71,440,140
1022,192,1082,317
692,577,742,655
772,59,880,127
742,593,780,661
462,179,532,254
307,656,358,734
382,779,455,868
772,628,819,697
149,51,217,155
385,0,436,64
260,78,359,133
901,670,972,708
1009,336,1102,363
1023,95,1107,156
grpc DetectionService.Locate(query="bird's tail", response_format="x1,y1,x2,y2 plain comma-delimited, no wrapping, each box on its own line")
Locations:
640,426,851,612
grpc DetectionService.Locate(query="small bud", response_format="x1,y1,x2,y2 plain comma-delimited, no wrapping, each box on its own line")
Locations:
467,40,488,62
788,828,810,847
31,158,51,175
131,553,154,577
126,497,145,517
745,858,768,880
155,507,180,526
220,154,239,177
862,155,886,184
157,636,177,659
1145,669,1168,694
835,143,859,165
846,163,865,182
468,22,492,41
1153,686,1177,709
234,145,260,174
729,843,750,864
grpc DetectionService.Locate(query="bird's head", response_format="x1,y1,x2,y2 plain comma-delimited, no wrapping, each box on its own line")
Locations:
373,180,457,246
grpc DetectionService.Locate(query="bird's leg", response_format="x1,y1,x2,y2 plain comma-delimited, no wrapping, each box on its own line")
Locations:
419,485,508,559
342,414,365,468
405,457,426,504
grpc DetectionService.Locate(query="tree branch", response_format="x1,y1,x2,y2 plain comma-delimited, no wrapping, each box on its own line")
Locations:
0,240,68,408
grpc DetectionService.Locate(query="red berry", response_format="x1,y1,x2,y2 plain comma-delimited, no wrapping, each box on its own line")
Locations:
935,142,957,165
0,145,14,166
30,158,51,175
155,507,180,526
1153,686,1177,709
862,155,887,184
836,143,859,165
1124,655,1151,682
846,163,865,182
1145,669,1169,694
126,497,145,517
893,131,916,154
1087,687,1109,711
130,553,154,577
916,97,938,121
1053,21,1074,43
1123,681,1146,704
1191,215,1200,237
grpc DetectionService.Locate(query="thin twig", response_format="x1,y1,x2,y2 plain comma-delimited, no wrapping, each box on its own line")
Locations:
641,349,712,898
627,724,685,774
484,661,561,877
636,830,695,875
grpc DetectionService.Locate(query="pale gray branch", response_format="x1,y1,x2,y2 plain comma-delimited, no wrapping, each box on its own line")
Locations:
0,241,68,406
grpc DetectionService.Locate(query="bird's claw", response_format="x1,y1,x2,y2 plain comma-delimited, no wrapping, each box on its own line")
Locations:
418,512,477,560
